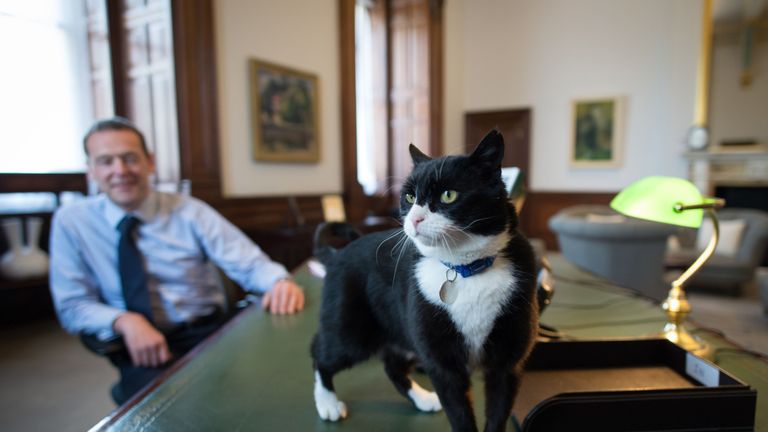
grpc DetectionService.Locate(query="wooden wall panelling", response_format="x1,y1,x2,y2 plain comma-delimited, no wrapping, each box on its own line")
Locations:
465,109,532,233
170,0,222,203
465,109,531,181
427,0,443,157
106,0,127,117
0,174,87,194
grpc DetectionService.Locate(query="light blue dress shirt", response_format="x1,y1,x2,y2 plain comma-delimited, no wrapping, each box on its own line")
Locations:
49,191,290,340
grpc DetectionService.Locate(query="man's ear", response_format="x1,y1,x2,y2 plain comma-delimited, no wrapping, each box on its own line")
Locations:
147,152,157,174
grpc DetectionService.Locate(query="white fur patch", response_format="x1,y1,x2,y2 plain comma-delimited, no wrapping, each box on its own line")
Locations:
408,380,442,412
314,371,348,421
404,204,517,358
415,257,516,357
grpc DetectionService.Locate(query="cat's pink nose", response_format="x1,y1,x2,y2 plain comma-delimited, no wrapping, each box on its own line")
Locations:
412,216,424,228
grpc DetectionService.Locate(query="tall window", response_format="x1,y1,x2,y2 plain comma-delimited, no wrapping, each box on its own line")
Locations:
0,0,179,184
355,0,388,195
351,0,441,201
0,0,93,173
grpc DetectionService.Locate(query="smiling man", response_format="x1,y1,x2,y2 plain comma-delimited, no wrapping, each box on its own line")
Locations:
49,117,305,404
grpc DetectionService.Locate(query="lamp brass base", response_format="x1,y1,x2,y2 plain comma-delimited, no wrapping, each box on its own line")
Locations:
662,323,712,359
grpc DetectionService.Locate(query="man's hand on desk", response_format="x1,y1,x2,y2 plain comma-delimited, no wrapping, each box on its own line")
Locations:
113,312,172,368
262,278,305,315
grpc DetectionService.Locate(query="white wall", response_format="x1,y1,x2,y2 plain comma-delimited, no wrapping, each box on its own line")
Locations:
444,0,704,192
214,0,342,197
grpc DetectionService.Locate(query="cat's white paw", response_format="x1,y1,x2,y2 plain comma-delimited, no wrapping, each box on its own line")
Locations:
408,380,442,412
314,373,348,421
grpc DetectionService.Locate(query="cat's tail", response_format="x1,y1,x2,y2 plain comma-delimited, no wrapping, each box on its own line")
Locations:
313,222,363,266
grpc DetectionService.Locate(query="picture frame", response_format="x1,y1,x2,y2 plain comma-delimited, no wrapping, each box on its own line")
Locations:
249,58,320,163
570,96,624,167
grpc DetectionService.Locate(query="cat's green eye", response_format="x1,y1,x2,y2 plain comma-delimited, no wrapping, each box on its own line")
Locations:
405,193,416,204
441,190,458,204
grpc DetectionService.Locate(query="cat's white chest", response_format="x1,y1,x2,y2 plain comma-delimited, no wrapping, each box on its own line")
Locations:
414,258,516,356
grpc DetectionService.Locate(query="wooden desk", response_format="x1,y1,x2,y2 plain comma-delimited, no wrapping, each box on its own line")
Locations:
92,254,767,431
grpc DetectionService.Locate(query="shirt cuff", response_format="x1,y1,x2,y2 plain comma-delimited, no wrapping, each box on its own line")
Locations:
94,308,124,341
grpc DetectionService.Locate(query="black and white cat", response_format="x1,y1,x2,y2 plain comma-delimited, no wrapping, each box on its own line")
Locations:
310,130,539,432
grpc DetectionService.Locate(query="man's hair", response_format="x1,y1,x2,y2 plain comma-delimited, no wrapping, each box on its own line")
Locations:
83,116,149,157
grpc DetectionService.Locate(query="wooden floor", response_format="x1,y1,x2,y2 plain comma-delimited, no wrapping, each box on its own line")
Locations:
0,318,116,432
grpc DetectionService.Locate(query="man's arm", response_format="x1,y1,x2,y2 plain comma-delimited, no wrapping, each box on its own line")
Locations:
261,277,305,314
189,200,305,314
113,312,172,367
50,211,172,366
49,211,123,340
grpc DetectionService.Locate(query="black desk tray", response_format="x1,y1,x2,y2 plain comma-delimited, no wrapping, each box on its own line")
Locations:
516,339,756,431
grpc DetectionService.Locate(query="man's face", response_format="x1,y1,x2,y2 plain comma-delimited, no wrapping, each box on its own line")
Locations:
86,129,155,211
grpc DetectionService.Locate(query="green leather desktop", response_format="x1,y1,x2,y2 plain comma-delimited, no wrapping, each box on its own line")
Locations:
92,254,766,431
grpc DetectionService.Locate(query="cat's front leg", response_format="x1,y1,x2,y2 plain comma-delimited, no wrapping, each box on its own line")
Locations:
482,367,521,432
313,370,348,421
427,367,478,432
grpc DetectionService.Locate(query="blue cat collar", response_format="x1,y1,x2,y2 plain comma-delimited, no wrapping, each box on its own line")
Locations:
441,256,496,278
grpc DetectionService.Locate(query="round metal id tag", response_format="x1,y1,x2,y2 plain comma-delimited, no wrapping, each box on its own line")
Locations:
439,268,459,304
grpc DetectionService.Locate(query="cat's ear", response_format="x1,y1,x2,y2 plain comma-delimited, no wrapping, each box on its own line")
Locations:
409,144,432,165
471,129,505,168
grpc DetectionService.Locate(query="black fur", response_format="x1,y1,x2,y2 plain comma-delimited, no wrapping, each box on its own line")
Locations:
311,130,538,432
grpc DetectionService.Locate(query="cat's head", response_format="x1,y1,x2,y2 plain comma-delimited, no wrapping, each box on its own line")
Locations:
400,130,517,263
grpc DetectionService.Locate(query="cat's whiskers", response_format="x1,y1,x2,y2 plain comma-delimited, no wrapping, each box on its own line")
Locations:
441,231,460,264
376,228,404,251
390,233,410,258
439,232,457,265
391,235,411,287
376,229,406,265
461,216,498,231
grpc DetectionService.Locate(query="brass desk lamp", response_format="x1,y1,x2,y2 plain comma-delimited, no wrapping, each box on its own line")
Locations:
610,176,725,357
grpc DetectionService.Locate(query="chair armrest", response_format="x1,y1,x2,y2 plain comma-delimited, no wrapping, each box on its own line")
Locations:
79,333,125,356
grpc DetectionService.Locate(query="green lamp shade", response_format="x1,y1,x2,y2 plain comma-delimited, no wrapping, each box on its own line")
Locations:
610,176,704,228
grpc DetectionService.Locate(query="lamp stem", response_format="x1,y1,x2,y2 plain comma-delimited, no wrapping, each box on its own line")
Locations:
661,208,720,357
662,208,720,357
671,208,720,289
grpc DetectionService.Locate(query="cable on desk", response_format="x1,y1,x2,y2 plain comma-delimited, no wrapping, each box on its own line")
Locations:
553,316,666,331
690,327,768,364
548,296,634,310
714,347,768,363
689,326,726,339
551,273,657,303
537,323,568,340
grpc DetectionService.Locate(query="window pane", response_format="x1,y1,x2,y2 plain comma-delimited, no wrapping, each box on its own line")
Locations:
0,0,92,173
355,1,389,196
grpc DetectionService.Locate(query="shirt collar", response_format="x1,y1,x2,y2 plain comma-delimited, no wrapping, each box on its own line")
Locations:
101,190,159,230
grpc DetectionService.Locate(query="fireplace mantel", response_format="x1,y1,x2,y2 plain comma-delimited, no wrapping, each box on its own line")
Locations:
685,148,768,195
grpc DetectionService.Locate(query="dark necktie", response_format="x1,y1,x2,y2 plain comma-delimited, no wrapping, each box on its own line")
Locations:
117,215,153,322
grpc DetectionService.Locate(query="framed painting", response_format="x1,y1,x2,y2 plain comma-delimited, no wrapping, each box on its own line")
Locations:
249,59,320,163
570,96,624,167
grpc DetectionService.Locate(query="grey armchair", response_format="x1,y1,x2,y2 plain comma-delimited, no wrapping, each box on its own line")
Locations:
665,208,768,296
549,205,677,302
